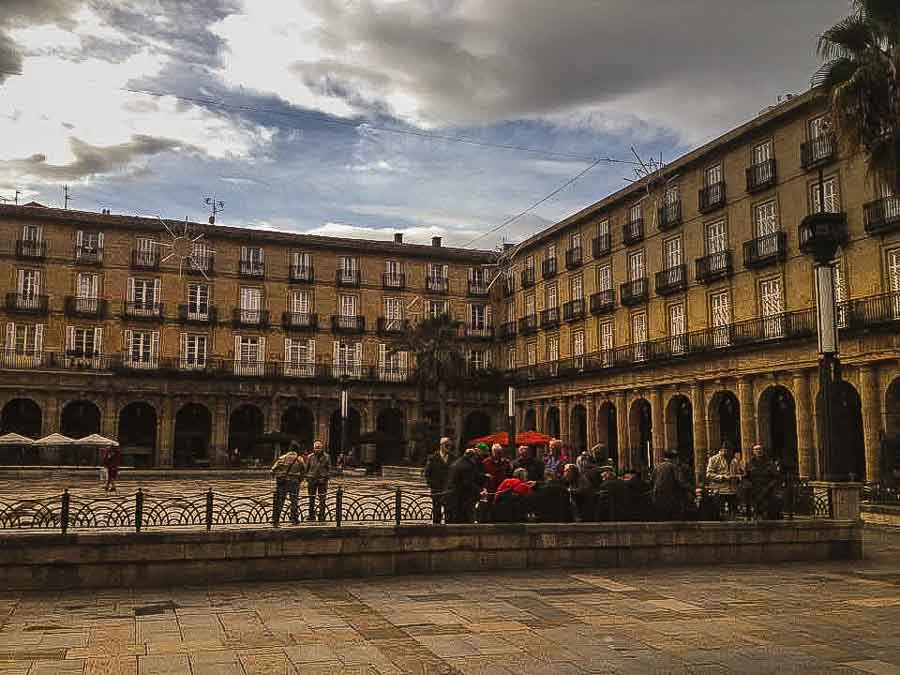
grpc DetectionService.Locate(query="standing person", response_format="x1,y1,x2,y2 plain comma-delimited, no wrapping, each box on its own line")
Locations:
652,450,690,520
271,441,306,527
544,439,566,479
746,443,781,520
102,445,122,493
424,437,452,524
595,464,630,521
706,442,737,517
514,445,546,482
445,448,486,523
482,443,512,495
306,440,331,522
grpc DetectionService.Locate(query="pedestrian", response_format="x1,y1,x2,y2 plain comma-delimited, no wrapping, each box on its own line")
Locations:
492,467,534,522
482,443,512,495
424,437,452,524
706,442,738,517
652,450,690,520
271,441,306,527
595,463,631,521
562,463,594,521
745,443,782,520
231,446,241,468
577,444,604,474
445,447,486,523
514,445,546,482
101,445,122,493
544,439,566,479
306,440,331,522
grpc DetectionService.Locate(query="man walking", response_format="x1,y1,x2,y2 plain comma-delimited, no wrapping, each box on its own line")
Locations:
271,441,306,527
653,449,690,520
424,437,452,523
306,440,331,522
446,447,486,523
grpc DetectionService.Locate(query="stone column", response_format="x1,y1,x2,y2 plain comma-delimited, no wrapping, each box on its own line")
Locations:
212,398,228,466
793,370,814,480
615,391,629,471
691,382,707,485
536,400,545,433
267,395,280,433
315,401,329,447
559,397,570,445
102,395,117,440
738,377,756,452
42,395,59,436
155,397,174,467
585,394,597,453
859,364,882,483
651,388,664,465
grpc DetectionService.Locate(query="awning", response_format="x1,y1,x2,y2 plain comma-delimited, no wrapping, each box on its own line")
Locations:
0,432,35,446
34,433,76,446
78,434,119,447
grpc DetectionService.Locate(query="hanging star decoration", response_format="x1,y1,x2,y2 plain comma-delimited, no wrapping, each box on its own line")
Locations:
156,217,215,280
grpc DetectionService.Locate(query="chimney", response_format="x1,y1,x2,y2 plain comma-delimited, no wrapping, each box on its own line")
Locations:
503,242,514,252
394,233,403,244
432,236,442,248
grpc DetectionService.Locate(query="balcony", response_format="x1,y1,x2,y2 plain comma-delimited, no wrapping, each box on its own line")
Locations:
74,246,103,266
382,272,405,290
331,314,365,334
565,247,583,269
841,291,900,331
540,307,560,328
658,201,682,231
518,314,538,335
592,233,611,258
5,293,48,315
655,265,687,296
864,197,900,235
178,304,218,325
563,299,585,322
623,219,644,246
502,277,515,298
65,296,106,319
801,134,836,169
498,321,518,341
15,240,48,260
746,159,777,192
521,268,535,288
695,250,733,283
186,253,215,277
336,269,361,287
698,182,726,213
542,258,558,279
131,249,159,270
620,278,649,306
426,276,448,294
743,232,787,268
590,289,615,314
239,260,265,278
377,317,408,336
465,325,494,340
468,279,490,297
231,308,270,328
290,264,314,283
282,311,318,332
123,301,163,320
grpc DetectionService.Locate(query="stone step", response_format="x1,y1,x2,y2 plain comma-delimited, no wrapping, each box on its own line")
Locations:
381,464,424,479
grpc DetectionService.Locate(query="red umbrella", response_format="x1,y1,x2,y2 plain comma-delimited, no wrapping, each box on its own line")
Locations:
470,431,553,446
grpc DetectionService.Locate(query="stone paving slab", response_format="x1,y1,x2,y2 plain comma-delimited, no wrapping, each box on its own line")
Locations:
0,529,897,674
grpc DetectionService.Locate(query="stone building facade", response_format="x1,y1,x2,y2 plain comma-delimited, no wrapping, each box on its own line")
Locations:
0,206,500,466
499,89,900,483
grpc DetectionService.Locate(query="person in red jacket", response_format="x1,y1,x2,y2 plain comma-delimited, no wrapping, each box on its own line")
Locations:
482,443,512,495
494,468,535,502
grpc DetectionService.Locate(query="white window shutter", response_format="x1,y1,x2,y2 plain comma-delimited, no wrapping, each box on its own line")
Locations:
284,337,292,361
234,334,241,361
240,246,247,261
259,337,266,362
34,270,41,294
378,343,386,365
127,277,135,302
94,327,103,354
308,339,315,361
153,278,160,303
259,248,265,263
34,325,43,353
66,326,75,351
123,329,133,360
16,269,23,294
354,342,362,363
400,350,408,371
5,322,13,350
333,340,340,363
151,331,160,365
76,230,83,250
97,232,104,249
486,304,493,327
180,332,187,360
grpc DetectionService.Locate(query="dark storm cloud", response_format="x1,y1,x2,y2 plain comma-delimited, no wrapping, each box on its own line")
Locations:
1,134,197,181
0,0,82,82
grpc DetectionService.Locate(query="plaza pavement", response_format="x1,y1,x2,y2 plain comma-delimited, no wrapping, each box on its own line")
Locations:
0,529,898,674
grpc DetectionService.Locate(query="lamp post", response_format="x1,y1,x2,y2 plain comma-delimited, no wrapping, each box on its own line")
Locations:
340,379,349,458
507,386,516,456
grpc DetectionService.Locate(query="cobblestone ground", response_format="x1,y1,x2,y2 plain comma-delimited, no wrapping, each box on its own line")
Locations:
0,530,898,675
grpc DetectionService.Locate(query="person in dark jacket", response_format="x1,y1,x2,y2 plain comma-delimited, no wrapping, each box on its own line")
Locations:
652,450,691,520
562,463,595,521
513,445,546,482
595,464,631,521
423,437,452,524
445,448,486,523
745,443,782,520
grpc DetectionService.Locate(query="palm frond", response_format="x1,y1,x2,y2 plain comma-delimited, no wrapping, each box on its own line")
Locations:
817,14,874,61
858,0,900,39
811,57,858,88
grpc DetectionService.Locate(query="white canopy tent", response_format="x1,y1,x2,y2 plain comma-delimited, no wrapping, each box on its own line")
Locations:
0,432,34,446
78,434,119,447
34,433,76,446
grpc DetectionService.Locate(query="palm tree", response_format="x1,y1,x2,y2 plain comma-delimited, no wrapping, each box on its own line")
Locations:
394,313,466,440
814,0,900,192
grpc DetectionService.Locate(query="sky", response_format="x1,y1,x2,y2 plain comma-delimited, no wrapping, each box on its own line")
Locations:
0,0,851,249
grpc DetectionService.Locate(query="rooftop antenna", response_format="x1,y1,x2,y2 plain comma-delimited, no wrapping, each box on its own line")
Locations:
204,196,224,224
63,184,72,209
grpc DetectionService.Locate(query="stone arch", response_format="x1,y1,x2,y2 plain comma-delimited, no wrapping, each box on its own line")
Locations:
228,404,265,461
628,398,652,469
174,403,212,467
1,398,41,439
329,406,361,456
757,385,798,471
665,394,694,473
118,401,157,467
817,380,865,481
376,407,406,465
523,408,537,432
462,409,492,446
596,400,617,466
570,404,587,454
708,390,740,452
61,399,101,439
281,405,315,449
546,406,561,439
884,377,900,481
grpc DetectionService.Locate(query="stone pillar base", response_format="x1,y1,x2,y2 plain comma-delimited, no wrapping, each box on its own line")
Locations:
810,481,862,520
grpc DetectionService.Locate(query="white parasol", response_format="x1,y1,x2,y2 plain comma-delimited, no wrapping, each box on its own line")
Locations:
0,432,35,446
78,434,119,447
34,433,76,446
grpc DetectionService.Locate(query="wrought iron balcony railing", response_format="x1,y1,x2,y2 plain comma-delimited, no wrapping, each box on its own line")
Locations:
623,219,644,245
562,299,585,321
231,308,270,327
502,277,515,297
186,253,215,276
425,276,449,294
658,201,682,230
565,247,583,269
468,279,490,297
5,293,48,314
74,246,103,265
746,159,777,192
123,301,163,320
239,260,265,278
336,269,361,287
743,232,787,268
382,273,405,290
590,289,615,314
699,181,726,213
655,265,687,296
131,249,159,270
620,278,648,306
377,317,408,336
15,240,48,259
282,312,318,331
65,296,106,318
864,197,900,235
331,314,365,334
290,264,314,283
540,306,560,328
518,314,538,335
696,250,733,283
178,304,218,325
464,325,494,340
542,257,558,279
498,321,518,340
520,268,535,289
592,233,611,258
801,134,836,169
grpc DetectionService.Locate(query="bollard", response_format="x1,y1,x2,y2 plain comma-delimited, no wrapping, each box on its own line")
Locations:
205,489,214,531
394,487,402,527
61,489,70,535
335,488,343,527
135,489,144,533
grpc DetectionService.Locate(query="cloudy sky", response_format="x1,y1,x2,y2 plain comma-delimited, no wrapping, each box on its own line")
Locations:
0,0,850,248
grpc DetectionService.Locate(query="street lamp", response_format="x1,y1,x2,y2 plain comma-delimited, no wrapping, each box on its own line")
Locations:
340,378,349,457
507,386,516,456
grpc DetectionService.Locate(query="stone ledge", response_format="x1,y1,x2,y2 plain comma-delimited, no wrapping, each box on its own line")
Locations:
861,504,900,528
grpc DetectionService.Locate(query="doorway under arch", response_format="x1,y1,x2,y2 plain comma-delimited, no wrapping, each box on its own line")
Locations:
665,395,694,474
118,402,157,467
523,409,536,432
596,401,618,466
570,405,587,454
329,407,361,456
885,377,900,480
228,404,265,461
174,403,212,467
462,410,492,447
546,407,560,439
708,391,740,452
758,385,798,471
376,407,406,465
1,398,42,439
628,398,652,470
281,405,315,449
817,380,865,481
61,400,101,439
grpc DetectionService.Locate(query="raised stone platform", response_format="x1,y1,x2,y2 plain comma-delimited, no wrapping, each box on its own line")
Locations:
861,503,900,528
381,464,424,479
0,520,862,591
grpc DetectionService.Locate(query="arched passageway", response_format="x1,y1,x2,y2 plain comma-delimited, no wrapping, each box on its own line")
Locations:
174,403,211,467
758,385,798,471
817,381,866,481
329,407,361,456
885,378,900,480
118,402,157,468
546,407,560,439
665,395,694,475
61,400,101,439
281,405,315,449
708,391,740,452
570,405,587,454
1,398,41,439
462,410,492,449
596,402,617,466
523,409,536,432
628,398,652,469
228,404,265,462
375,408,406,465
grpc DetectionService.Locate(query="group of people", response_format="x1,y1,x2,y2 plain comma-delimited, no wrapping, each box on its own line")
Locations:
270,440,332,526
706,441,784,519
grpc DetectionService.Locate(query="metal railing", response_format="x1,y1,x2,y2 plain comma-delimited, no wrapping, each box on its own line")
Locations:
239,260,265,278
426,276,449,293
746,159,777,192
518,314,538,335
231,308,269,327
620,278,648,306
540,307,560,328
74,246,103,265
123,301,163,319
336,269,361,286
15,240,48,259
186,253,214,276
696,250,733,282
65,296,107,318
5,293,48,314
520,268,535,288
592,233,611,258
563,298,585,321
699,181,726,213
565,247,583,269
498,321,517,340
377,317,408,335
289,264,314,283
282,311,318,331
864,197,900,234
382,272,405,289
590,289,615,314
131,249,159,270
464,324,494,339
658,201,682,230
542,258,558,279
744,232,786,267
331,314,365,333
467,279,490,296
623,218,644,245
655,265,686,295
801,134,836,168
178,304,217,325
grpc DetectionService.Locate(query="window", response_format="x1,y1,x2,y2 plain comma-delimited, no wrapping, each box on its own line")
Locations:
760,277,785,338
334,340,362,378
22,224,41,242
76,272,99,299
5,323,43,354
135,237,156,265
547,335,559,362
570,232,582,250
524,294,535,317
706,220,727,254
470,303,491,329
668,303,686,355
705,164,722,186
76,231,103,260
599,320,613,366
181,334,208,369
285,337,316,377
378,343,408,381
665,185,679,205
525,255,535,273
598,219,610,239
628,251,645,280
340,256,358,283
753,140,773,165
17,269,40,298
810,176,840,213
754,201,778,237
188,283,209,319
597,264,612,291
809,115,830,139
711,291,732,347
664,238,682,269
506,347,517,371
629,203,642,223
124,329,159,369
526,342,537,367
385,260,402,286
572,330,585,369
506,299,515,321
241,246,264,276
291,289,311,315
240,287,262,323
340,294,358,317
427,262,448,279
545,243,557,260
631,312,647,361
570,275,583,301
292,251,312,280
384,297,403,330
128,278,160,314
426,299,448,318
469,266,488,286
191,241,212,271
67,326,102,357
234,335,265,375
546,283,558,309
469,348,490,372
888,248,900,319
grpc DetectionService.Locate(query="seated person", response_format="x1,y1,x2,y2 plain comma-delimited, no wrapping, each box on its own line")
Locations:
493,468,535,522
